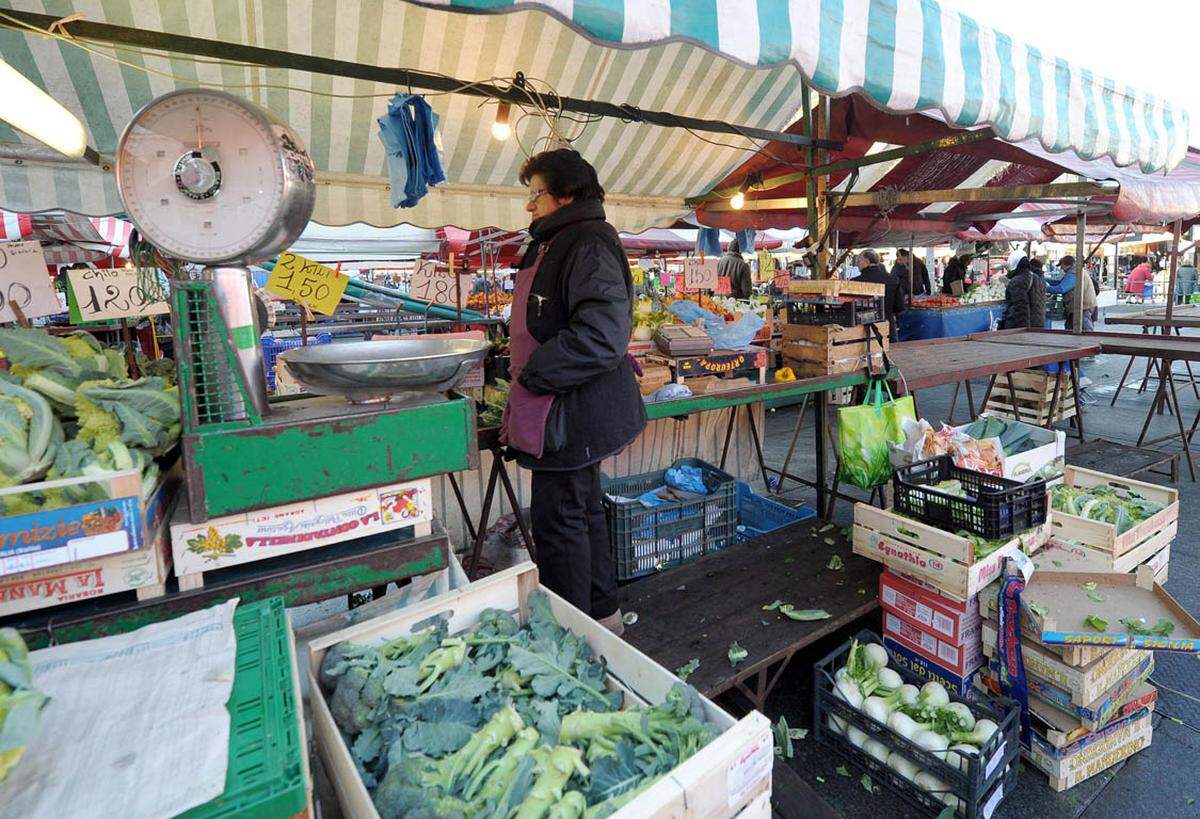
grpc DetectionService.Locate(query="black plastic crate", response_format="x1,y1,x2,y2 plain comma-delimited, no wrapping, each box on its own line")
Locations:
786,296,885,326
892,455,1047,540
601,458,737,582
814,629,1021,819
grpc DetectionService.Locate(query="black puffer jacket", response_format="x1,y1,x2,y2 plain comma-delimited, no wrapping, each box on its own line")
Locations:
515,200,647,471
1000,260,1047,329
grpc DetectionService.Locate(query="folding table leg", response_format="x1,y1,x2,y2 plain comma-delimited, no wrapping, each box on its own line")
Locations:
718,405,738,470
1137,370,1170,447
965,379,976,417
1164,365,1197,481
1068,360,1087,442
495,455,535,555
466,459,502,578
446,472,478,544
744,404,773,490
1110,355,1137,407
773,396,810,495
947,381,961,424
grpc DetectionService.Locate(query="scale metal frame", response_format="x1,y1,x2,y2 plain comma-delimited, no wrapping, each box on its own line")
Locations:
116,90,477,524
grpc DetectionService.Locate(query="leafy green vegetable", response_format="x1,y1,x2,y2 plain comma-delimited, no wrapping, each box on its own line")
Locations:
321,591,717,818
480,379,510,427
1028,601,1049,618
778,606,831,622
1085,615,1109,632
1082,582,1098,591
1120,617,1175,637
762,600,783,612
1051,483,1166,534
836,765,850,777
728,641,748,667
827,554,844,571
675,658,700,682
1087,590,1106,603
861,773,877,794
0,628,47,783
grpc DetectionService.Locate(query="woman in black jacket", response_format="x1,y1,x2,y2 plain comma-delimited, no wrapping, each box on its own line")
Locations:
501,149,647,632
1000,252,1046,329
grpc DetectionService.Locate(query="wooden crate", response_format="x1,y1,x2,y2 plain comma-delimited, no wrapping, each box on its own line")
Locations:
1027,711,1152,792
787,279,885,298
782,320,887,377
308,563,773,819
984,368,1076,426
1049,466,1179,558
851,503,1049,602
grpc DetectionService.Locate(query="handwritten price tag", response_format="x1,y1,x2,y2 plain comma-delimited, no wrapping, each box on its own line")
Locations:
409,260,465,308
0,240,60,322
683,258,719,291
266,252,349,315
66,267,168,323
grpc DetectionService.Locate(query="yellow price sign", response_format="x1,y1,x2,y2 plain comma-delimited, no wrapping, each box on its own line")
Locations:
631,266,644,286
266,252,349,315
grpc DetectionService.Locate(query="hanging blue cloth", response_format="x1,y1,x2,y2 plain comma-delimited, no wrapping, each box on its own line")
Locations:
735,228,757,254
377,94,446,208
696,227,722,257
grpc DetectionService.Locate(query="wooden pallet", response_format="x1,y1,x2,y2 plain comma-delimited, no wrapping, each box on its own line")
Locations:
788,279,886,298
984,368,1077,426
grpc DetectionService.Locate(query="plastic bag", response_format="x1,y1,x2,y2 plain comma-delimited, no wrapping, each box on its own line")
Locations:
665,300,765,349
838,380,916,489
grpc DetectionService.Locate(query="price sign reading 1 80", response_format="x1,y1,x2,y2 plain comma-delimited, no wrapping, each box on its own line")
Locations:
265,252,349,315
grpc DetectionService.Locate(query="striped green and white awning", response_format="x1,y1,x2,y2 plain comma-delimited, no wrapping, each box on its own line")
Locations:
0,1,1189,232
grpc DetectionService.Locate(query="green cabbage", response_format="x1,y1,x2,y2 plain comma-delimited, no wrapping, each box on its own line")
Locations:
1051,484,1166,534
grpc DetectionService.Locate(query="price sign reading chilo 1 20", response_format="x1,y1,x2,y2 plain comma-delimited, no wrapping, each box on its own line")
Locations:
66,267,169,323
266,252,350,315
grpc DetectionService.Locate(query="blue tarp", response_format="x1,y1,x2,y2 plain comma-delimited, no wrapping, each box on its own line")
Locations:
897,305,1003,341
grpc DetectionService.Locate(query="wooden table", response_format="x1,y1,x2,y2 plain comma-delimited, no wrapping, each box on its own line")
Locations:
988,329,1200,480
1106,304,1200,329
620,519,879,711
888,334,1099,434
3,525,450,649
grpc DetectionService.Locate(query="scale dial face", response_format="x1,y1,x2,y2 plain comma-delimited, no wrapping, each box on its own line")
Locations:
116,89,315,264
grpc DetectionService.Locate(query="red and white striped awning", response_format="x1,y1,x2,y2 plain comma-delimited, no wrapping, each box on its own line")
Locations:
0,210,132,266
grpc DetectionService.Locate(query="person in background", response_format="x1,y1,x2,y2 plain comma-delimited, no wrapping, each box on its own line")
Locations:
1046,255,1095,330
1125,255,1154,298
892,248,931,296
854,249,906,341
940,254,971,295
718,237,754,299
1000,251,1046,329
1175,257,1198,304
502,148,647,634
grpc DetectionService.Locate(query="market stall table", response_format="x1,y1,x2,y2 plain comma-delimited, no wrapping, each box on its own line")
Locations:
896,301,1005,341
619,519,879,712
2,524,450,648
888,334,1099,435
1101,314,1200,406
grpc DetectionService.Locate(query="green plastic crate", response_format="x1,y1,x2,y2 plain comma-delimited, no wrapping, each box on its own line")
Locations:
180,597,308,818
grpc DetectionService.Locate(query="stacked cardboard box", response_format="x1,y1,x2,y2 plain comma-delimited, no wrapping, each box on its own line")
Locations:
879,570,984,697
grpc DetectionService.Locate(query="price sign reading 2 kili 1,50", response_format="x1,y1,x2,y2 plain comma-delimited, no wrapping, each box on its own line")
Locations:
266,252,350,315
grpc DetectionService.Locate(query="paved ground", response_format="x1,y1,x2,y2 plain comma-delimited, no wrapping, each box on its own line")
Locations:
740,305,1200,818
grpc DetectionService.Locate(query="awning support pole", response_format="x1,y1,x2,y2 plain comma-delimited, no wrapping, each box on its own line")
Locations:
1074,211,1086,333
1166,219,1183,320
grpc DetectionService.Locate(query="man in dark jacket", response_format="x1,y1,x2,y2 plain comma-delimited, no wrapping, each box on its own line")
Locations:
1000,251,1046,329
510,149,647,632
854,249,906,341
892,249,931,296
718,237,754,299
941,254,971,294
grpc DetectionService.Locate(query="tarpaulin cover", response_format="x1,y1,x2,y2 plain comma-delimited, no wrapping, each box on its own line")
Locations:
898,304,1003,341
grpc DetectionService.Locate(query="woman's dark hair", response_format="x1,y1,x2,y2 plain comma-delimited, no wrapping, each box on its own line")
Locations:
519,149,605,202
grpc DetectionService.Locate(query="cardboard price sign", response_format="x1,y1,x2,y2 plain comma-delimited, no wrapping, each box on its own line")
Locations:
409,260,465,308
683,257,719,290
266,252,349,315
66,267,169,323
0,240,61,323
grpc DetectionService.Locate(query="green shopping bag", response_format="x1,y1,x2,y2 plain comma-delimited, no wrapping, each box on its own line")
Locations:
837,378,916,489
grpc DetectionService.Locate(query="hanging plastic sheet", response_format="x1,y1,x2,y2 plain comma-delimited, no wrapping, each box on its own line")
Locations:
377,94,446,208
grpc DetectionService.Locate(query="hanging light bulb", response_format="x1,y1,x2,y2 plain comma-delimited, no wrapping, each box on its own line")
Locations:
730,191,745,210
0,58,87,158
491,102,512,141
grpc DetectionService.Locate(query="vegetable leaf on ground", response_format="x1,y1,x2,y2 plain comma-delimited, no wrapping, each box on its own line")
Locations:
827,554,844,571
1085,615,1109,632
728,642,748,667
675,658,700,682
1120,617,1175,637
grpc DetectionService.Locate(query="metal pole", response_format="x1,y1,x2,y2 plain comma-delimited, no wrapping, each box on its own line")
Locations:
1166,219,1182,319
1112,241,1120,289
908,233,916,304
1073,212,1086,333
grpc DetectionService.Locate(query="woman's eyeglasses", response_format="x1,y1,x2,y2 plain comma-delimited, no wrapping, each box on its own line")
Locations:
527,188,548,204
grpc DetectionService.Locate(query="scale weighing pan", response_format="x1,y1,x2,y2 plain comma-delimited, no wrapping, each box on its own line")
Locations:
281,337,489,403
